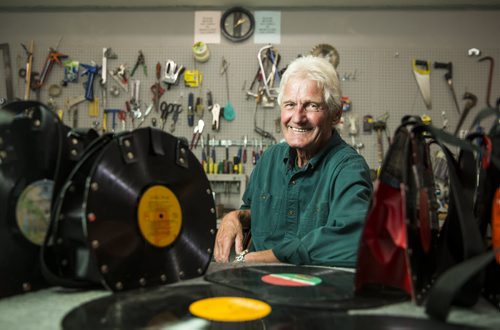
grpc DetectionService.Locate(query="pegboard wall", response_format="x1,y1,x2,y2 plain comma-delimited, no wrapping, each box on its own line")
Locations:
0,9,499,176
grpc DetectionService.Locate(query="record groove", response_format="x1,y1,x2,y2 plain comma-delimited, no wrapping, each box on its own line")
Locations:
205,265,408,310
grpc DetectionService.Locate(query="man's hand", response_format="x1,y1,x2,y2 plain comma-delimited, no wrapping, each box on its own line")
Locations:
214,210,245,263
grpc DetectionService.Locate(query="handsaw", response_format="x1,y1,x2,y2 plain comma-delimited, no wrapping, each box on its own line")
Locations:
412,59,432,110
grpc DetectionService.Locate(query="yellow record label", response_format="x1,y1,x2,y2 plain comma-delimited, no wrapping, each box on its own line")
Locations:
137,185,182,248
189,297,271,322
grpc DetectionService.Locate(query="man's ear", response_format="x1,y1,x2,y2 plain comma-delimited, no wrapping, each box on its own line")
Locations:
331,110,342,126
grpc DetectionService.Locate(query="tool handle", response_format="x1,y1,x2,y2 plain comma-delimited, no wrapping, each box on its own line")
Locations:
415,59,429,70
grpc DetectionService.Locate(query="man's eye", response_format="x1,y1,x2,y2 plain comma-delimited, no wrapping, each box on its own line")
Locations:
283,103,295,110
305,102,321,112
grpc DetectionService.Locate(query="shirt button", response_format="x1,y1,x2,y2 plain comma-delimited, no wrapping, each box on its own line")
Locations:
287,210,295,216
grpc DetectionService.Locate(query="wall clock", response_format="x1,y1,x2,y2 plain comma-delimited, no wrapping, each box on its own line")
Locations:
220,7,255,42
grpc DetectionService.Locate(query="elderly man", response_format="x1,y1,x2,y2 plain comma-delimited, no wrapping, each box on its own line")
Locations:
214,55,372,267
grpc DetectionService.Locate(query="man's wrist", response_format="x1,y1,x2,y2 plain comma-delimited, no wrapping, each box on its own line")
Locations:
233,249,249,263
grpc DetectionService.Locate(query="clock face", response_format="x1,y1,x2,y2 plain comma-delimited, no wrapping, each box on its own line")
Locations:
221,7,255,42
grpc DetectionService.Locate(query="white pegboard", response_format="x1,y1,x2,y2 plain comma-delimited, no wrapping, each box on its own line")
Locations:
2,43,499,171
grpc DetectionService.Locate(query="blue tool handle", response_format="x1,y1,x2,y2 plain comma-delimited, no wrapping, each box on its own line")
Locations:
85,72,95,101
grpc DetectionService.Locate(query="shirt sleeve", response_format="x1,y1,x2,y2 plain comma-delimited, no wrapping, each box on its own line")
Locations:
272,155,372,268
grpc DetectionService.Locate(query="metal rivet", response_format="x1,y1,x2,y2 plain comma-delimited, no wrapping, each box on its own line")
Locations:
180,148,186,155
123,139,131,147
91,182,99,191
70,149,78,156
206,189,211,194
0,151,6,159
160,274,167,282
127,152,134,159
115,282,123,290
33,119,41,127
179,271,185,278
71,138,78,145
210,229,215,235
87,213,97,222
210,208,215,214
100,265,109,274
197,268,203,274
179,158,185,164
207,248,212,253
139,278,146,286
22,282,31,292
91,240,99,249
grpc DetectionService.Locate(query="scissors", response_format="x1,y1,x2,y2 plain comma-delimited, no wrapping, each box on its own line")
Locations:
160,101,183,132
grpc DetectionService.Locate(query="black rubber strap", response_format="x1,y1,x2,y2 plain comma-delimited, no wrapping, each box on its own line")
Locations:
425,250,498,321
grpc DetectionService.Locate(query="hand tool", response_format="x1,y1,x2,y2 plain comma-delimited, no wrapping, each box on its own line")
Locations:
151,66,165,113
434,61,461,114
34,38,68,90
101,47,117,85
478,56,494,108
221,57,235,121
257,44,280,101
103,108,122,132
206,90,214,111
109,64,129,92
363,115,374,133
253,94,276,141
170,104,183,133
454,92,478,136
211,103,221,131
160,101,183,132
201,136,208,172
187,92,195,127
0,43,14,101
118,110,127,131
242,135,248,164
131,50,147,77
163,59,184,88
80,62,101,101
195,96,204,118
190,119,205,149
137,103,154,128
65,95,86,128
20,41,34,100
412,59,432,110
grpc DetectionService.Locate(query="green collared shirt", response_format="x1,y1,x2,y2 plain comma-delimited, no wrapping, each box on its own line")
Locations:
241,131,372,267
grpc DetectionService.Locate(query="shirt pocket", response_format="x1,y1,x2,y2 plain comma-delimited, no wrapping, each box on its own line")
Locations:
252,192,282,235
298,202,329,236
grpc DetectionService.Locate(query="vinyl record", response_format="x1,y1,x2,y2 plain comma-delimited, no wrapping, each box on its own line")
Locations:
0,101,67,297
49,127,216,291
205,265,408,310
62,283,477,330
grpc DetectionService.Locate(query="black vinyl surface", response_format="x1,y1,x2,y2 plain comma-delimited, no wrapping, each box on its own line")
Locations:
62,283,480,330
205,265,409,310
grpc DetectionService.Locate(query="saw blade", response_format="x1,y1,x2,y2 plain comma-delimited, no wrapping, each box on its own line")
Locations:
412,59,432,110
311,44,340,68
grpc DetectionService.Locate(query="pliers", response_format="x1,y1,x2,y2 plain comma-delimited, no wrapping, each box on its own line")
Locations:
190,119,205,150
211,104,221,131
131,50,147,77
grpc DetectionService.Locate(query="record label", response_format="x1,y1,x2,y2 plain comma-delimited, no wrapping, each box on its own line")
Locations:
261,273,322,287
15,179,53,245
188,296,272,322
137,185,182,248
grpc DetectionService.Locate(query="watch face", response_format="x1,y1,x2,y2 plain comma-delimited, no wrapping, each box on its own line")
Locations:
221,7,255,42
